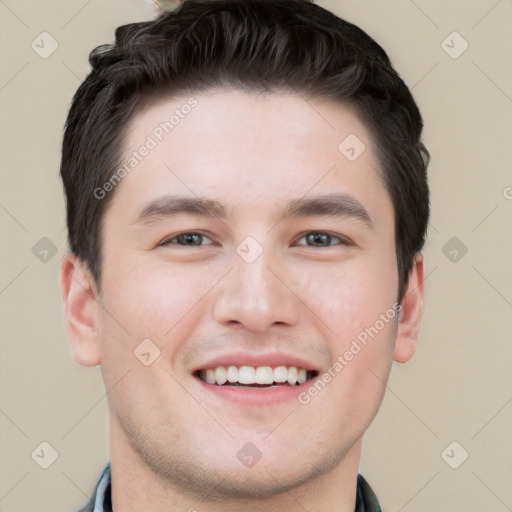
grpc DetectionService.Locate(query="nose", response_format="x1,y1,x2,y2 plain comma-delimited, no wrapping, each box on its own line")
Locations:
212,246,301,332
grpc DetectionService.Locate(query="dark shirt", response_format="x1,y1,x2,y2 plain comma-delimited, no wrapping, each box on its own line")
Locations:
76,461,382,512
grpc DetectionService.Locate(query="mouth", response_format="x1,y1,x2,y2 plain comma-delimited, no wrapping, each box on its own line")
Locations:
194,365,319,388
190,352,322,405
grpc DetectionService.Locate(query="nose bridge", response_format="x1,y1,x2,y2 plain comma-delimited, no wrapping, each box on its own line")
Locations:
212,238,300,331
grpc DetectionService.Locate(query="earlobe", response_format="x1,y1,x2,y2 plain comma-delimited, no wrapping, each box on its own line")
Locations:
393,254,425,363
60,252,102,367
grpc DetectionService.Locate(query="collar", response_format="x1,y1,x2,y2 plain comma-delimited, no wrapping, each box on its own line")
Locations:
88,461,381,512
92,461,112,512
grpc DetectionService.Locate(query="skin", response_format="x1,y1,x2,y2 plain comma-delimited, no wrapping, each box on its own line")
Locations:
60,89,424,512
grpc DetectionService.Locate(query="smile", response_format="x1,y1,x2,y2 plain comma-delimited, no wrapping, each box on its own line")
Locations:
195,365,318,387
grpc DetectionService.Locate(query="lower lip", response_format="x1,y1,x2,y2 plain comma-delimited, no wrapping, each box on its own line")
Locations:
194,376,316,406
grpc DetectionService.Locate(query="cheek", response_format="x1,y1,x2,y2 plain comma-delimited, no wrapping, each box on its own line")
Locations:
302,254,398,339
300,258,397,436
98,259,217,352
298,252,397,406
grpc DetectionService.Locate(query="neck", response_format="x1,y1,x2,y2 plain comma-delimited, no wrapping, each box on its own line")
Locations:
109,422,362,512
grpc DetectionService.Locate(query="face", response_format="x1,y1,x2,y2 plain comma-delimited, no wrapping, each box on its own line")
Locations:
63,89,422,501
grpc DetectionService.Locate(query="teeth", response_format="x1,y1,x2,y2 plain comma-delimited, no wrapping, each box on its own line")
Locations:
214,366,227,385
205,368,215,384
238,366,256,384
199,365,313,386
273,365,288,383
255,366,274,385
287,366,298,385
226,365,238,383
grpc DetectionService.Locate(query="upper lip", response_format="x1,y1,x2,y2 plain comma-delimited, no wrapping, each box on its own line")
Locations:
191,352,321,374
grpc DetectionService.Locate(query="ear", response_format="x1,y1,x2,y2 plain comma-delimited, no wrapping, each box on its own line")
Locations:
60,252,102,366
393,253,425,363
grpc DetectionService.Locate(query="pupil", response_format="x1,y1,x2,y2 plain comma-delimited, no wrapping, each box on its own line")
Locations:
308,232,329,246
179,233,201,246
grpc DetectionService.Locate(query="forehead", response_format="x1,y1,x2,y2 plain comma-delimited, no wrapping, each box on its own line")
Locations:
126,88,371,160
114,88,391,223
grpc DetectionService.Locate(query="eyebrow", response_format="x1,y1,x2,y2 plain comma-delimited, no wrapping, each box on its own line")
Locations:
133,193,374,229
284,194,374,228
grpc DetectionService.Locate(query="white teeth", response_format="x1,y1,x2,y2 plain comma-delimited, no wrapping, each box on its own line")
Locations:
226,365,238,383
199,364,313,386
287,366,298,385
255,366,274,385
214,366,227,385
273,365,288,383
238,366,256,384
205,368,215,384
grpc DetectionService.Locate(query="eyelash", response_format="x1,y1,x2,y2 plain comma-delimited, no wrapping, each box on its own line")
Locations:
158,231,352,248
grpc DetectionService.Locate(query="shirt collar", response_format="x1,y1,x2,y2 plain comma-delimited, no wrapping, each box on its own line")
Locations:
90,461,381,512
355,473,382,512
92,461,112,512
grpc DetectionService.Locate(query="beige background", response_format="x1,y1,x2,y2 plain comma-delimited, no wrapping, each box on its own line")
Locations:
1,1,511,511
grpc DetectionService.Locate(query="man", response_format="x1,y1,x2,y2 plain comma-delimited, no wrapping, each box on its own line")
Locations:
60,0,430,510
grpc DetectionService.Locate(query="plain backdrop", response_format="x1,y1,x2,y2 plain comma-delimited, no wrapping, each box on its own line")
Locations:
0,1,511,511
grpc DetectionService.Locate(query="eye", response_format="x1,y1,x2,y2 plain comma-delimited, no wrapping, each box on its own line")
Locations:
158,230,351,249
159,231,214,247
296,231,351,248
